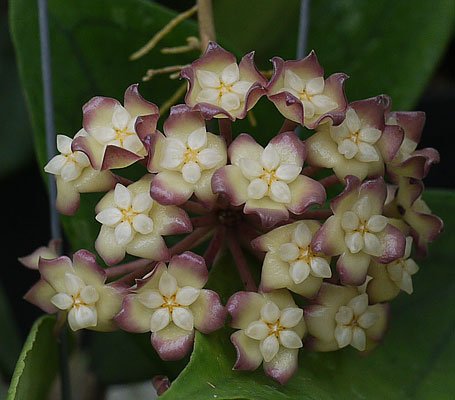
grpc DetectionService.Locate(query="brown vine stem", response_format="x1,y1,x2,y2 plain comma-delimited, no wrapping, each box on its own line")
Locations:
218,118,233,145
302,165,320,177
181,200,210,215
203,226,226,268
169,226,214,256
298,209,332,219
115,262,157,286
159,83,188,116
197,0,216,51
106,258,152,279
191,215,217,228
227,231,258,292
319,174,340,188
143,65,188,82
130,4,198,61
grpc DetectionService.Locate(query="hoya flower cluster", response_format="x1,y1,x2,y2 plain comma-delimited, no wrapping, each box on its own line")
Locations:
23,42,442,385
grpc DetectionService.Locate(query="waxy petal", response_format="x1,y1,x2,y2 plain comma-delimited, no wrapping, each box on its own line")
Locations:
151,324,195,361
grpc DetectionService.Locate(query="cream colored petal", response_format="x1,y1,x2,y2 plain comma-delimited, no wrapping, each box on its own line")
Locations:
137,290,164,309
260,302,280,324
56,135,73,154
247,178,268,200
132,192,153,213
260,335,280,362
159,271,179,297
334,325,352,348
357,310,379,329
64,273,85,296
310,257,332,278
114,221,133,246
187,127,207,150
150,308,171,332
112,105,130,130
289,260,310,284
221,63,240,85
284,69,305,93
220,92,241,111
352,197,372,221
335,306,353,325
175,287,200,306
363,232,382,257
51,293,73,310
261,144,280,171
366,215,388,233
114,184,132,209
239,158,263,179
351,327,366,351
279,307,303,329
161,138,185,169
68,305,97,331
132,214,154,235
356,143,380,162
232,80,252,96
270,181,291,204
44,154,67,175
182,161,201,184
345,108,361,132
311,95,338,114
347,294,369,316
278,242,300,262
80,285,99,304
359,127,381,144
341,211,360,231
293,222,312,248
245,320,269,341
172,307,194,331
196,69,220,88
305,76,324,96
196,88,219,103
96,207,122,226
197,148,224,169
338,139,358,159
61,162,81,182
345,232,364,254
275,164,301,183
279,330,303,349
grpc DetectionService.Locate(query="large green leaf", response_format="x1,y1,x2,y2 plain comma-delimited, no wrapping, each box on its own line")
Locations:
9,0,200,253
0,284,21,378
160,190,455,399
215,0,454,110
7,316,59,400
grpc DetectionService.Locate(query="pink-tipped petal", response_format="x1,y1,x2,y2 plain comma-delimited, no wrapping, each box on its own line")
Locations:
135,114,159,144
150,171,194,206
304,305,336,343
55,177,81,216
314,282,358,306
337,251,371,286
39,256,74,293
260,253,292,292
365,303,389,342
358,177,387,215
227,291,266,330
94,284,126,332
95,225,126,266
151,324,195,361
123,84,159,117
71,134,104,171
211,165,249,206
24,279,58,314
100,145,143,170
263,347,299,385
72,250,106,286
311,215,345,256
244,198,289,228
287,175,326,215
83,96,120,134
269,131,306,166
366,263,400,303
388,111,425,144
350,95,390,131
18,239,61,270
230,330,263,371
191,289,226,334
228,133,264,165
305,129,339,168
168,252,208,289
330,175,361,214
262,289,296,310
115,294,152,333
153,203,192,236
376,125,404,162
376,224,406,263
126,233,170,261
267,91,304,125
163,105,205,139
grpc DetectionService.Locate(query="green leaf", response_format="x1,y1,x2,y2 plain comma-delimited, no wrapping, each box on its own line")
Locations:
0,14,33,178
9,0,199,253
0,284,21,377
214,0,454,110
7,316,59,400
160,189,455,399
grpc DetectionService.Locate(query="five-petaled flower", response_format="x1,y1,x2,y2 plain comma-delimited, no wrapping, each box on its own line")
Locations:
267,51,348,129
212,131,326,227
44,130,117,215
95,175,192,265
24,250,126,331
148,105,227,206
116,252,226,360
227,289,306,384
72,84,159,170
252,221,331,298
304,283,388,352
181,42,267,120
312,176,406,285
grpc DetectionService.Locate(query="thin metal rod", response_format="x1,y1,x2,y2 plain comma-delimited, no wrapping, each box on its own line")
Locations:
37,1,70,399
296,0,311,59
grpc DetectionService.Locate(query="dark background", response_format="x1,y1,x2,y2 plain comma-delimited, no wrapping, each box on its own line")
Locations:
1,0,454,352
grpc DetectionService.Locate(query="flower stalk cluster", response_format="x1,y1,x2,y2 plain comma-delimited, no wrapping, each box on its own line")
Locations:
22,42,443,385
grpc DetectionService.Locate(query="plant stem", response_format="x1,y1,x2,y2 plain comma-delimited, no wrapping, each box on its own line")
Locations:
218,118,232,146
116,262,157,285
302,165,320,176
227,231,257,292
191,215,217,228
319,174,340,188
197,0,216,51
181,200,210,215
130,4,198,60
203,226,226,267
297,209,332,219
169,226,214,255
159,83,187,116
106,258,152,279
